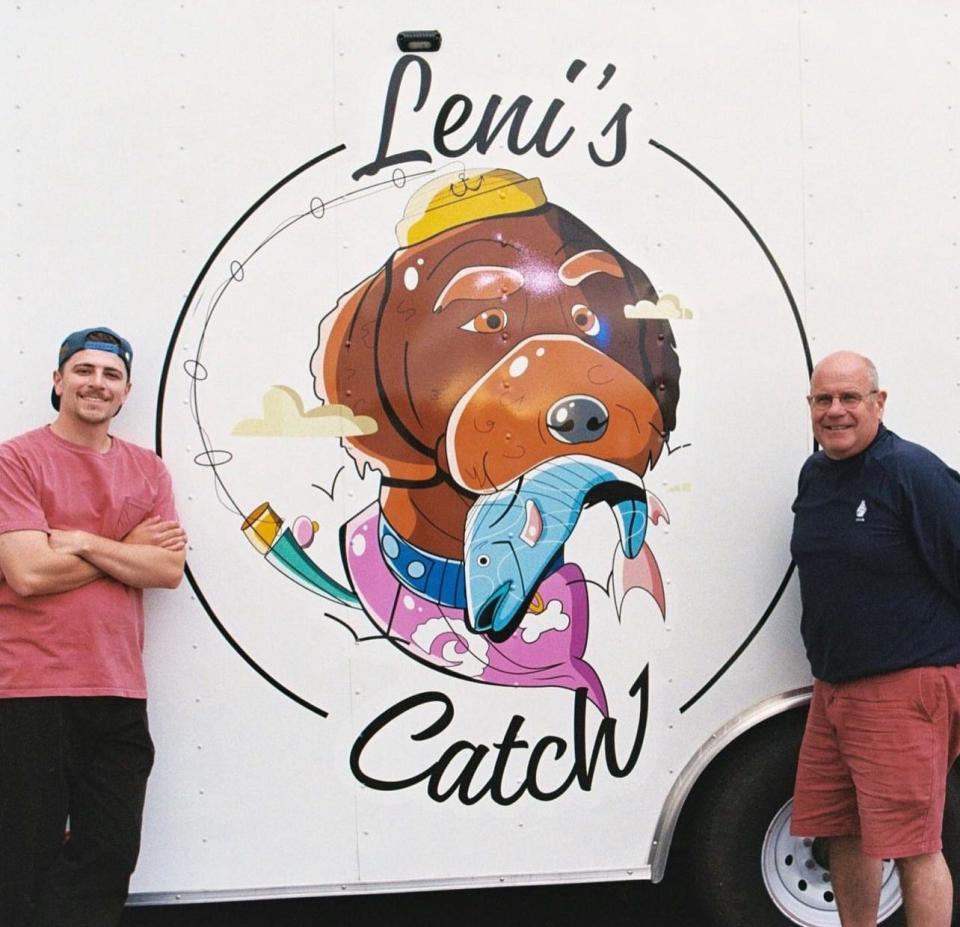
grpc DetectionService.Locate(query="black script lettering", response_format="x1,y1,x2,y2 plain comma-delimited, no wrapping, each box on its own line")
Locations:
354,57,629,181
349,690,450,790
428,739,491,804
526,735,574,801
349,667,650,805
352,55,434,181
433,94,473,154
568,59,631,165
434,94,575,159
574,665,648,787
566,59,588,83
487,714,532,804
588,102,631,167
426,714,529,805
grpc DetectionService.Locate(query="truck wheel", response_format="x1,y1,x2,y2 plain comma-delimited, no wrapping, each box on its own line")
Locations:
684,710,907,927
761,798,901,926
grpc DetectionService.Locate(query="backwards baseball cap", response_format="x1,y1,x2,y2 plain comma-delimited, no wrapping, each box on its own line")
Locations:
52,327,133,411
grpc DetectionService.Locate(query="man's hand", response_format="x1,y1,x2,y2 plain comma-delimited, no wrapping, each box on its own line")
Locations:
124,515,187,552
2,516,187,596
48,529,94,558
72,514,187,589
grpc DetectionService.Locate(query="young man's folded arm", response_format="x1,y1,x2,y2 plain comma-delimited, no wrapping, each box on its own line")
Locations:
49,521,187,590
0,529,103,597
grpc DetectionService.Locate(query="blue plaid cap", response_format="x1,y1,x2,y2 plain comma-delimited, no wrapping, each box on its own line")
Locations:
52,327,133,410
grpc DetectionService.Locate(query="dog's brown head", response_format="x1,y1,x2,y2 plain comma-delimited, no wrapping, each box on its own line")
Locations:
312,170,680,547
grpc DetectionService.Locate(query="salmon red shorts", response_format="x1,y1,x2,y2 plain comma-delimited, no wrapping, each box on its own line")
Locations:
791,665,960,859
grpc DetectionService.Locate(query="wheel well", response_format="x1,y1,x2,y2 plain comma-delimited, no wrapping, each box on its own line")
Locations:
665,704,809,873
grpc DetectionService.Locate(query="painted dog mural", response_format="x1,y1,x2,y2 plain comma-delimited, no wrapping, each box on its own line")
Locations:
245,168,681,715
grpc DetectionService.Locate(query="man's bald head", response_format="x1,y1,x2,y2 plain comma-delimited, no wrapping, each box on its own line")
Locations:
807,351,886,460
810,351,879,393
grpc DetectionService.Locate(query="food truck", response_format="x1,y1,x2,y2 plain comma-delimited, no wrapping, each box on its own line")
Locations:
3,2,958,924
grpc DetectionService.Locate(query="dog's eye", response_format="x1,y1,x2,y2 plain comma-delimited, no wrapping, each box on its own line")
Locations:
477,555,490,567
460,308,507,334
571,305,600,337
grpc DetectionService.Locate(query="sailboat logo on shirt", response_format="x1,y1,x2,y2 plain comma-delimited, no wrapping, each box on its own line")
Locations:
855,499,867,522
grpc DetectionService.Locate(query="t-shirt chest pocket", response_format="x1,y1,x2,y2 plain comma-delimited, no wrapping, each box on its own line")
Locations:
113,494,155,540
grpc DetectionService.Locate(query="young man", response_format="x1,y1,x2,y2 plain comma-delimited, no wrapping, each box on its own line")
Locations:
0,327,186,927
791,350,960,927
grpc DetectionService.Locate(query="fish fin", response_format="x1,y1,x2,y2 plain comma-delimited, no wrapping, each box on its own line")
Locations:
647,491,670,526
612,542,666,620
521,499,543,547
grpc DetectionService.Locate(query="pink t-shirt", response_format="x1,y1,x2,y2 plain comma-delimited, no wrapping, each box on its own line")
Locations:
0,426,177,698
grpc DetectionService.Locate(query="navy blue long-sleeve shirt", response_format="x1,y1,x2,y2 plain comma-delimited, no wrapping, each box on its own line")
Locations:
791,424,960,682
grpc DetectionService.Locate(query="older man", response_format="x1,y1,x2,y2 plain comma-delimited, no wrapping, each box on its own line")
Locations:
0,328,186,927
790,350,960,927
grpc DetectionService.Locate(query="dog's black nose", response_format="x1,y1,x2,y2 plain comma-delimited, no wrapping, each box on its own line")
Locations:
546,395,609,444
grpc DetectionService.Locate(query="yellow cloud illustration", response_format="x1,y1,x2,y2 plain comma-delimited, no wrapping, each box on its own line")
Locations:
231,386,377,437
624,294,693,321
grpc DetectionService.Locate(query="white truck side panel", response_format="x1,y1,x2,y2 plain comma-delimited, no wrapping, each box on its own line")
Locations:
2,0,957,903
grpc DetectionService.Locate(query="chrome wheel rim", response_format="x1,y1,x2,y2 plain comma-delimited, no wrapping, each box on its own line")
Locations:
761,799,902,926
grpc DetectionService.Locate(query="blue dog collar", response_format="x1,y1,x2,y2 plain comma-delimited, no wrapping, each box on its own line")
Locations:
379,517,467,609
377,516,565,613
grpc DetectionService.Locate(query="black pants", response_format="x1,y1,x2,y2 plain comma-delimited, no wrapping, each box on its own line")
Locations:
0,697,154,927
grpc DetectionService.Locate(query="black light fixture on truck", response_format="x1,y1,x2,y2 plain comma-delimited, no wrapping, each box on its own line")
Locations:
396,30,441,52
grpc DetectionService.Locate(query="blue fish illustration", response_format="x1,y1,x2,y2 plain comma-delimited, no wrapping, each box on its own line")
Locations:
463,455,649,638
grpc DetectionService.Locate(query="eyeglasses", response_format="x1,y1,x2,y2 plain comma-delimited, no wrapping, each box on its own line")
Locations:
807,390,878,410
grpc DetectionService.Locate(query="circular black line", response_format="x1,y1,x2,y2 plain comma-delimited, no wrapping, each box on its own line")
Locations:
158,150,439,719
159,140,813,720
184,564,328,718
647,138,813,714
155,143,347,719
679,564,795,714
649,138,813,373
155,143,347,457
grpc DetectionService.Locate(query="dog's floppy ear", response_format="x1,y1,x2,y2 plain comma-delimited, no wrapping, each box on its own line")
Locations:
311,260,438,482
619,257,681,436
551,205,680,438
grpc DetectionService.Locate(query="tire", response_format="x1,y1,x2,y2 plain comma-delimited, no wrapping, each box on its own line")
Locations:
944,767,960,927
683,710,908,927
